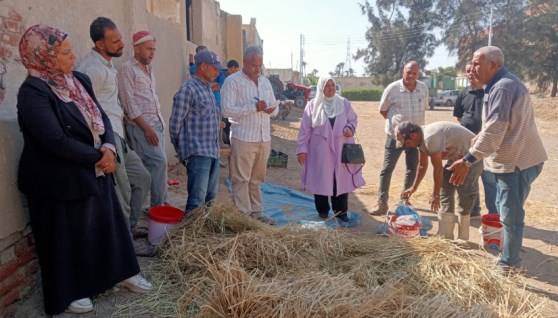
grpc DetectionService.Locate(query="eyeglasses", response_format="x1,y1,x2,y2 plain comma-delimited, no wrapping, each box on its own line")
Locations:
466,69,473,73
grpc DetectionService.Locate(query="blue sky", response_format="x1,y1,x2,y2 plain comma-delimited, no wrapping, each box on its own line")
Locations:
217,0,456,76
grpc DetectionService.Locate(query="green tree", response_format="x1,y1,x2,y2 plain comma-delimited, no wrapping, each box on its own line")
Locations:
436,66,455,77
489,0,529,76
524,0,558,96
335,62,345,77
436,0,558,95
435,0,490,70
356,0,438,86
307,69,319,85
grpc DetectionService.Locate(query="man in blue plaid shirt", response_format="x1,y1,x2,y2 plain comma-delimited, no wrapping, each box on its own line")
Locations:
170,50,227,212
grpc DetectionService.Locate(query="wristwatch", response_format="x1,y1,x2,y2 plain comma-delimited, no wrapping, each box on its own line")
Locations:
462,157,472,168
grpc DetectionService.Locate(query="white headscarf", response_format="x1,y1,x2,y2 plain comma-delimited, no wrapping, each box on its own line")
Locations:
311,76,345,128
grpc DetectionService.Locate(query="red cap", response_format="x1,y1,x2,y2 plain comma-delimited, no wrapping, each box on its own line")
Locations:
132,31,155,45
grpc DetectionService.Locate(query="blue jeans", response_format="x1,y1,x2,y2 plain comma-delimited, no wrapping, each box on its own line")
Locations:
496,163,544,268
377,136,418,203
185,155,220,212
472,169,498,215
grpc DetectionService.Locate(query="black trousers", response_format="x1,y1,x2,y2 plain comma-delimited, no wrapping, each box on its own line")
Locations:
314,174,348,214
222,117,231,145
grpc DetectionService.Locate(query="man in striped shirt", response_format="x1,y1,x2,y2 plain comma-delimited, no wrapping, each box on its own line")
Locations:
170,50,227,212
221,46,278,224
449,46,547,272
370,61,429,215
117,31,169,208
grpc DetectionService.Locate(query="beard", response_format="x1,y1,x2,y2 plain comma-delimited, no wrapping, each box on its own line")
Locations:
106,48,123,58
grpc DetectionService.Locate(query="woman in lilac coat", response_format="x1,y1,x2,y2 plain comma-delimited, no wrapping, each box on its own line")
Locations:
296,76,365,222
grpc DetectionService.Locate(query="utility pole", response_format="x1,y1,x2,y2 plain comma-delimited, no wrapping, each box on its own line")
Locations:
345,37,352,77
299,34,305,84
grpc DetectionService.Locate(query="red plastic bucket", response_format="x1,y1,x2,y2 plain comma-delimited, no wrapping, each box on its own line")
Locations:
479,214,502,250
147,206,184,245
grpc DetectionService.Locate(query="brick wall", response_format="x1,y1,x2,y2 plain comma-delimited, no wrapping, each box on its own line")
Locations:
0,6,25,104
0,226,39,314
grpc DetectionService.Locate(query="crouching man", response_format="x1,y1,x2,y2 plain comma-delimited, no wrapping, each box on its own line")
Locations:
398,121,483,240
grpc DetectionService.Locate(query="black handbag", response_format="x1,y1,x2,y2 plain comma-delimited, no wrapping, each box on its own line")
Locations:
342,143,365,164
341,142,365,188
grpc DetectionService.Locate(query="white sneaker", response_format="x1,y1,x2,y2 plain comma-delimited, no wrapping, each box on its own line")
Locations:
67,297,93,313
122,274,153,294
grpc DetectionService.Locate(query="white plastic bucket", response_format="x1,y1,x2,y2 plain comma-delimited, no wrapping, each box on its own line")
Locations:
147,206,184,245
479,214,502,250
387,214,421,238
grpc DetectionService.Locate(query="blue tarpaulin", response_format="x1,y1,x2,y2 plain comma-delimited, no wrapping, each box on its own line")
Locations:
226,179,361,228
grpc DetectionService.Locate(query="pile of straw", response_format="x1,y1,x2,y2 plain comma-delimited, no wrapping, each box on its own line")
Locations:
115,203,552,317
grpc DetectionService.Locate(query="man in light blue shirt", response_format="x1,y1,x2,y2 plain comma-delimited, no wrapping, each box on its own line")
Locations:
77,17,151,238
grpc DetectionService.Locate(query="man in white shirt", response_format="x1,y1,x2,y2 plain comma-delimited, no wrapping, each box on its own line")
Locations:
76,17,151,239
370,61,429,215
221,46,278,224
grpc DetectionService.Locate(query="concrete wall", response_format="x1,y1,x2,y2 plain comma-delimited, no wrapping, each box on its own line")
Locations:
0,0,189,236
0,0,253,306
242,18,263,52
334,77,382,90
191,0,224,58
263,68,302,85
0,0,189,307
223,13,242,66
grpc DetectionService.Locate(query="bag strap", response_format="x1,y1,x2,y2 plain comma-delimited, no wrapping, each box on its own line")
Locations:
344,124,358,143
343,125,361,188
345,163,363,188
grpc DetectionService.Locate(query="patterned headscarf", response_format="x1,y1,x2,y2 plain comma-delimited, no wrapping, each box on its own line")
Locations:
19,24,104,133
311,75,344,128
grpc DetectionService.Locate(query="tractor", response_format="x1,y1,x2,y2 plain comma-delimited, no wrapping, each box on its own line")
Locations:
283,83,311,108
268,75,311,109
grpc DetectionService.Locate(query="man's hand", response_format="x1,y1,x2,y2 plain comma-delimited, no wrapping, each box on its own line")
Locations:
220,147,231,157
297,153,307,165
447,159,469,186
263,107,276,114
255,100,267,112
143,126,159,146
429,194,441,212
211,82,220,92
95,146,116,174
343,127,354,137
401,187,416,200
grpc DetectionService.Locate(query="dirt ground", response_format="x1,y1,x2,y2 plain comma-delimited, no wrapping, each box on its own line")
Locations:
9,100,558,317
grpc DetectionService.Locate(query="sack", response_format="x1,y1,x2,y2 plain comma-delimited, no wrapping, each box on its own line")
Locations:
341,143,365,164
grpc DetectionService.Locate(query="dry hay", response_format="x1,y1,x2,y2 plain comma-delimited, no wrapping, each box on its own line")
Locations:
532,97,558,122
114,203,553,317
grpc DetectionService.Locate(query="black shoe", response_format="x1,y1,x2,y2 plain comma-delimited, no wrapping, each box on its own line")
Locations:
336,213,350,223
318,212,329,219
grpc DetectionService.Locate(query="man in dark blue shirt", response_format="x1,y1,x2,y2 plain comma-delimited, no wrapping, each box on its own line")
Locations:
453,64,497,218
